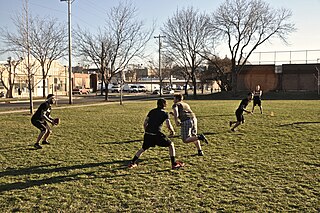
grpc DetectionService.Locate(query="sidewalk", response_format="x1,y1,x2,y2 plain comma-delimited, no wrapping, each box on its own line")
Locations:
0,94,160,115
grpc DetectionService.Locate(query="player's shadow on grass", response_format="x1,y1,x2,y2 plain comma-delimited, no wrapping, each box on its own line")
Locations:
0,160,130,178
0,158,170,192
278,121,320,127
0,157,163,178
0,172,93,193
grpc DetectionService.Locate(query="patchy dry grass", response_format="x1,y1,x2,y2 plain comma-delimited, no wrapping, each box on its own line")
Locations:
0,99,319,212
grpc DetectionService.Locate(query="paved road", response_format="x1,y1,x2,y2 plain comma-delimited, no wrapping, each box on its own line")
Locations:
0,93,170,114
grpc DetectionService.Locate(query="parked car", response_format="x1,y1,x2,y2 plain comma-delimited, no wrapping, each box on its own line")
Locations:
110,85,120,93
129,85,139,93
72,86,90,95
152,89,174,95
152,89,161,95
138,85,147,92
163,89,175,94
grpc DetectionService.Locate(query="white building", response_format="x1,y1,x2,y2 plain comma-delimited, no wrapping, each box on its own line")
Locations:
0,57,68,98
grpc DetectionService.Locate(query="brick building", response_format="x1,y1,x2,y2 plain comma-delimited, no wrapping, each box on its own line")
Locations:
237,64,319,92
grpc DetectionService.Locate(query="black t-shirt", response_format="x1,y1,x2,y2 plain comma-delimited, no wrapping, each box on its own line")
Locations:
145,108,169,133
236,98,250,113
31,101,52,121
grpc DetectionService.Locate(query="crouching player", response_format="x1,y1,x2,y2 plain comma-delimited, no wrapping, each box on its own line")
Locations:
31,94,59,149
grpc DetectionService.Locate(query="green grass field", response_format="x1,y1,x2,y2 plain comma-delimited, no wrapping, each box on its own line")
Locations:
0,99,319,212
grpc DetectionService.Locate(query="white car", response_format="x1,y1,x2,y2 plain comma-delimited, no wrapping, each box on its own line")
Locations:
110,85,120,93
163,89,174,94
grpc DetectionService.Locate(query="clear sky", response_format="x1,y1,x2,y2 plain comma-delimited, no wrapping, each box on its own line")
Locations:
1,0,319,64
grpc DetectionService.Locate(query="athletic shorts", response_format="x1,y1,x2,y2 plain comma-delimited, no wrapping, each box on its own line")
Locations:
31,119,47,132
235,110,245,123
253,97,261,106
142,132,172,150
180,117,197,142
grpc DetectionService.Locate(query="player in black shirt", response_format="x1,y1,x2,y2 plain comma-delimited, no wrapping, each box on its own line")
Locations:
31,94,56,149
128,98,184,169
229,93,253,132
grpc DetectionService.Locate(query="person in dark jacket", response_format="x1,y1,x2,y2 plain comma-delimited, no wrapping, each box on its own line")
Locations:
229,93,253,132
31,94,57,149
128,98,184,170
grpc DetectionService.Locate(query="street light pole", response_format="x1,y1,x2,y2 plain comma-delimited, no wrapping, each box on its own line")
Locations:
154,34,166,96
61,0,73,104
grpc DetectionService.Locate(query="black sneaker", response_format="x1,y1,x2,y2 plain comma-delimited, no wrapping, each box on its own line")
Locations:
42,141,50,145
34,143,42,149
198,150,204,156
198,134,208,144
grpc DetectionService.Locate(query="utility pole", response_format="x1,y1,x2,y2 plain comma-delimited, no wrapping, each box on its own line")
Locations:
60,0,73,104
24,0,33,114
154,34,166,96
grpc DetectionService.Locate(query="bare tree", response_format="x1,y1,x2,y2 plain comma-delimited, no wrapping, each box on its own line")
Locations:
74,28,113,99
211,0,295,93
106,1,154,104
74,1,153,103
2,13,67,98
147,54,174,90
162,7,213,97
205,56,232,91
0,0,40,113
0,57,22,98
29,17,67,97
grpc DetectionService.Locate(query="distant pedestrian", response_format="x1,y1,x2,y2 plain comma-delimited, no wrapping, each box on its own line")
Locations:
230,92,253,132
128,98,184,170
171,94,208,156
31,94,59,149
252,85,263,114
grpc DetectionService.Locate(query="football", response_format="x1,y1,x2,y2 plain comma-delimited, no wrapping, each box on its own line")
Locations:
53,118,60,125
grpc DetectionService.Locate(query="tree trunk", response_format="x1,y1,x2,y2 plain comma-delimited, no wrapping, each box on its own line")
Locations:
8,85,13,98
192,75,197,98
43,78,46,97
184,82,188,96
101,74,105,96
28,80,34,114
104,82,109,101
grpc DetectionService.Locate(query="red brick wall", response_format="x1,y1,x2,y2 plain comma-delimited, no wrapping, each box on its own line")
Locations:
237,65,278,92
237,64,318,92
281,64,317,91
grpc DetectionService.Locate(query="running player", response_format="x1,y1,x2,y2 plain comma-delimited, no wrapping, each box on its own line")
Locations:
31,94,57,149
171,94,208,156
230,92,253,132
252,85,263,114
128,98,184,170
